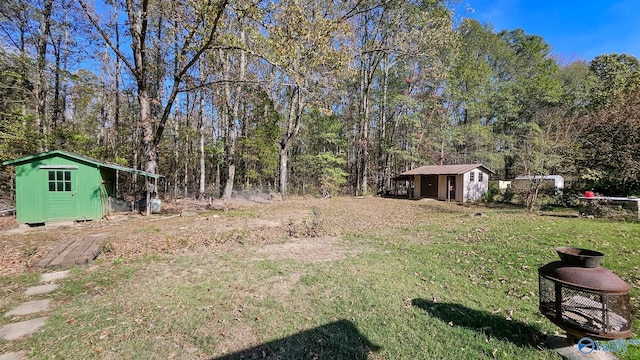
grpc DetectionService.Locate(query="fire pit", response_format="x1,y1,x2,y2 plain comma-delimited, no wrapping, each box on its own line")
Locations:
538,247,631,340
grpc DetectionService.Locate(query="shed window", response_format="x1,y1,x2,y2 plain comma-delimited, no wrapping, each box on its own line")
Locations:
479,172,484,182
470,171,475,182
48,170,72,192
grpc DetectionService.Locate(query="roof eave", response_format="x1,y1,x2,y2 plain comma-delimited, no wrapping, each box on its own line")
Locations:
2,150,162,179
98,164,162,179
399,164,495,176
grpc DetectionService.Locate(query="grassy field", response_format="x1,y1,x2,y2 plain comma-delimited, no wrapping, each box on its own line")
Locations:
1,197,639,359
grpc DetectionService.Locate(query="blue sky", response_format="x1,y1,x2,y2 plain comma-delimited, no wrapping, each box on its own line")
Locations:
454,0,640,63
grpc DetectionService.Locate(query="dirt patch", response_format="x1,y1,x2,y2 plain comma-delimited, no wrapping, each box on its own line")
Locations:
260,273,301,299
255,237,357,263
0,196,472,275
0,238,52,275
0,216,17,231
212,322,261,357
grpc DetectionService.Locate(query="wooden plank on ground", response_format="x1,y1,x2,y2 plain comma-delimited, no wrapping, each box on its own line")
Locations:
33,234,107,268
33,239,76,268
73,234,106,265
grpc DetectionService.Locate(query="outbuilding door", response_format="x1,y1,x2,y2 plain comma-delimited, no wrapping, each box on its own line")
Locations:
446,175,456,201
420,175,439,198
44,169,77,221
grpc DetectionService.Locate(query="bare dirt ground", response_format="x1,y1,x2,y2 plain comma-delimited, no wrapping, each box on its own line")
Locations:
0,196,469,276
254,236,358,262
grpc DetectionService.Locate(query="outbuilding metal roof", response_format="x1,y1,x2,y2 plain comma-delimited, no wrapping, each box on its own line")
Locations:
2,150,162,179
400,164,494,176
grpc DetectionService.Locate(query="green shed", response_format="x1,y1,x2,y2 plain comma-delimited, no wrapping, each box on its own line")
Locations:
2,150,160,224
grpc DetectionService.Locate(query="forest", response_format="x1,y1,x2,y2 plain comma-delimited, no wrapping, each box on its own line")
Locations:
1,0,639,202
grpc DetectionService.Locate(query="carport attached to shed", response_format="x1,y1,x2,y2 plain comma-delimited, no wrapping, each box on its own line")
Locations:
397,164,494,202
2,150,160,224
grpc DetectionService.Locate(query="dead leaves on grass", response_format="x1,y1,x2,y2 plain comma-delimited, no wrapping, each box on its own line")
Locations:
0,244,49,276
1,197,473,275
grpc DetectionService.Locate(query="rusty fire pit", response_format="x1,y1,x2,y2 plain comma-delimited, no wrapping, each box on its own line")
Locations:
538,247,631,340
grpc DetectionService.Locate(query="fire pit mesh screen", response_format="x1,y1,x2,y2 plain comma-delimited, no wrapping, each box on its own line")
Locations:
539,275,631,335
539,276,555,311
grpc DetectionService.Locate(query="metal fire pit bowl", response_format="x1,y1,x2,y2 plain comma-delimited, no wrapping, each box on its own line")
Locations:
539,247,631,340
555,247,604,268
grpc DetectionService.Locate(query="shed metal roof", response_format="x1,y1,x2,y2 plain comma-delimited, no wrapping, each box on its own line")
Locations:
2,150,162,179
400,164,494,176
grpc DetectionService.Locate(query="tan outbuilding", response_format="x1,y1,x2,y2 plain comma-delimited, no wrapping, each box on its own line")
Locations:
397,164,494,202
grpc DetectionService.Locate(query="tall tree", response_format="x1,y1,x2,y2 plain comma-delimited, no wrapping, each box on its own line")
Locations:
446,24,562,178
579,90,640,194
77,0,229,175
349,0,456,195
589,53,640,109
0,0,56,151
220,22,246,201
514,106,580,210
446,20,503,169
558,60,596,115
292,109,348,196
264,0,351,197
0,50,40,164
34,0,54,149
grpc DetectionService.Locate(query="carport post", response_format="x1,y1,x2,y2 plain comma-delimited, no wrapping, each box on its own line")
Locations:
145,177,151,216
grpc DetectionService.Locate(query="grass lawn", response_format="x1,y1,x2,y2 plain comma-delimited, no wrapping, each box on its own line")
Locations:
1,197,639,359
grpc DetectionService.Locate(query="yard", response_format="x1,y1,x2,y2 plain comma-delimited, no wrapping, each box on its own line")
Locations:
1,197,639,359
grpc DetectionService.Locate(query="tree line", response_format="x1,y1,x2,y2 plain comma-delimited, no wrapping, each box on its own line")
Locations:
1,0,639,201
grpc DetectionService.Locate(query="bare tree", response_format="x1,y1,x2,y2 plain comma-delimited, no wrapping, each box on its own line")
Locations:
77,0,229,175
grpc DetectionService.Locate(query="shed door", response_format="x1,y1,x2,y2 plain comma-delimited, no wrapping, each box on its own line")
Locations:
421,175,439,198
45,169,77,220
446,175,456,201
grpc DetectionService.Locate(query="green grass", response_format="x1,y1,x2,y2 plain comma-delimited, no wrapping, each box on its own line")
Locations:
225,209,251,218
0,272,40,327
2,202,640,359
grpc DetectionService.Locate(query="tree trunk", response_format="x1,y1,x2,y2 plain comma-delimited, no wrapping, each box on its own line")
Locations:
222,26,245,201
140,87,156,215
278,86,303,198
114,12,121,153
52,35,62,131
198,61,206,199
377,57,389,194
183,90,190,198
173,115,179,198
359,69,370,196
140,90,156,175
279,147,289,197
78,0,229,181
361,108,369,195
35,0,54,151
132,120,139,201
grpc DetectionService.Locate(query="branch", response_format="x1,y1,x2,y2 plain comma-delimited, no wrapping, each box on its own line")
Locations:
0,24,22,51
0,131,20,139
154,0,229,146
340,0,395,21
175,0,229,80
76,0,137,77
174,5,203,69
210,45,281,68
125,0,147,80
177,78,296,93
361,47,435,57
